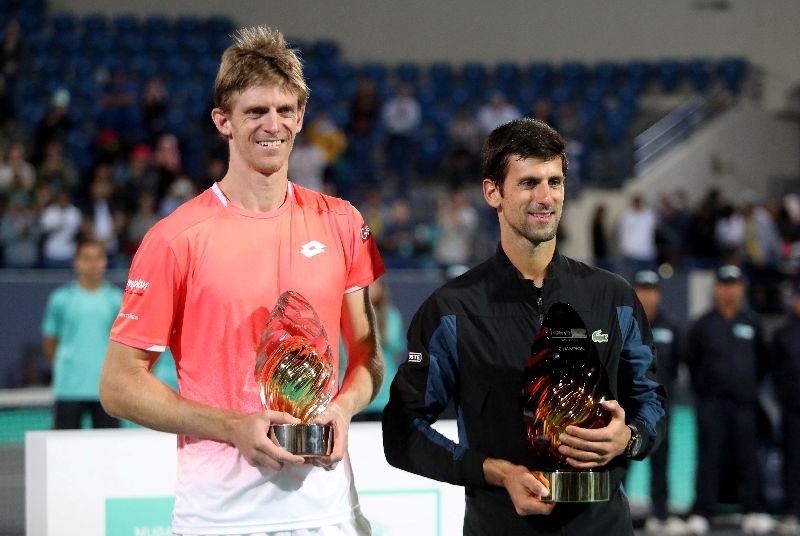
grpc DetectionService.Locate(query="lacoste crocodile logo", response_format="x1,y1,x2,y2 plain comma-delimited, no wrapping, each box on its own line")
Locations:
591,329,609,343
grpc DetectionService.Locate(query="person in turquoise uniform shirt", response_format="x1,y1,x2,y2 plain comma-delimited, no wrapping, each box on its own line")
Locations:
42,239,123,429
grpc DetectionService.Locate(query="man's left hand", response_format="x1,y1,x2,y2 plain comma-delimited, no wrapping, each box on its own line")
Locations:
556,400,630,468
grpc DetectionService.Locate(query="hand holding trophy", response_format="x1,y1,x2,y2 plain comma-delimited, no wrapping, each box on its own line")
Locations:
522,302,613,502
255,291,336,456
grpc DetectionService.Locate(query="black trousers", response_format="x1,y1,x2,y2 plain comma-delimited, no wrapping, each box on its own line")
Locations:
692,399,762,516
53,400,120,430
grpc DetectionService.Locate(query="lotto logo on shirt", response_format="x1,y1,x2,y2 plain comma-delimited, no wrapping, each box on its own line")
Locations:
125,278,150,295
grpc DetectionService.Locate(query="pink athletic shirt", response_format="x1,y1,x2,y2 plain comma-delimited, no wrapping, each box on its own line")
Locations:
110,182,385,534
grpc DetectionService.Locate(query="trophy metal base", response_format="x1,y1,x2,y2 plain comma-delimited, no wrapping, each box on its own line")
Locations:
540,470,609,502
271,423,333,457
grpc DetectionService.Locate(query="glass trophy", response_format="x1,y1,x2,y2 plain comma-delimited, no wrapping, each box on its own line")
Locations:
521,302,612,502
255,291,335,456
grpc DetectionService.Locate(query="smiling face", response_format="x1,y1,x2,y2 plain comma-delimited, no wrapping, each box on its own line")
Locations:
212,84,305,179
483,155,565,246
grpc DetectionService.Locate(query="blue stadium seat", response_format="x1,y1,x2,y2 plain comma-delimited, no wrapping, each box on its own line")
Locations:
593,61,618,90
604,106,630,143
112,14,139,36
429,63,453,87
150,34,179,56
527,62,553,88
415,85,437,110
80,32,112,56
395,62,420,85
143,15,170,36
461,62,486,86
624,60,651,93
687,58,712,91
494,62,520,94
359,63,388,85
116,32,146,56
206,16,234,38
174,16,202,36
718,57,747,94
80,13,107,35
313,39,339,62
656,59,681,92
559,61,586,96
50,12,76,36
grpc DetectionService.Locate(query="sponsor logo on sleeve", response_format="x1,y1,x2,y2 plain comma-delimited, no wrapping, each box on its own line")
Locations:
360,224,371,242
117,312,139,321
125,279,150,296
408,352,422,363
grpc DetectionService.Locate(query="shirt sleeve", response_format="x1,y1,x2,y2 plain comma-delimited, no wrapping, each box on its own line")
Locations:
382,294,487,488
344,203,385,293
41,288,63,337
110,227,184,352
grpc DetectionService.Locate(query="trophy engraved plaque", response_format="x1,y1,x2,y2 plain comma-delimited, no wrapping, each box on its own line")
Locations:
255,291,335,456
522,302,612,502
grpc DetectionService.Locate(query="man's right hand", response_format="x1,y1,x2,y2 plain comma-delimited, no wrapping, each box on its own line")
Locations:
483,458,556,516
231,411,305,470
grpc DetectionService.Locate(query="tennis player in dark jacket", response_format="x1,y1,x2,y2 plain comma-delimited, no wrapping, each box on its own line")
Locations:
383,118,667,535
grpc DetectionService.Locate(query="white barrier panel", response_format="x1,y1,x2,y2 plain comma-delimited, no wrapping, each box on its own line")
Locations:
26,421,466,535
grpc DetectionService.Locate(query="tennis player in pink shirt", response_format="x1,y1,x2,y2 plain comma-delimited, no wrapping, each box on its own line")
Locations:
100,26,385,535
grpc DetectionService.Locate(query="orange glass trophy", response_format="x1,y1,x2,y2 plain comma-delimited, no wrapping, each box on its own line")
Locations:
255,291,335,456
522,302,612,502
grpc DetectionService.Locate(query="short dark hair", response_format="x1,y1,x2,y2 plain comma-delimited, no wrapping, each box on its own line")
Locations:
480,118,567,193
75,238,107,257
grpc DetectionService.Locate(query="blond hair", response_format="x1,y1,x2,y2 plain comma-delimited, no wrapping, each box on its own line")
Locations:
214,26,309,112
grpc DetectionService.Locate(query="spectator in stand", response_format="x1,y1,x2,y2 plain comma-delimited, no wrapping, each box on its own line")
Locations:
0,74,13,127
381,83,421,197
617,193,658,278
0,192,40,268
42,239,123,429
113,143,159,213
306,111,348,191
630,270,687,535
381,197,432,268
713,202,744,264
40,189,82,268
685,265,775,536
347,79,382,191
288,132,326,192
741,191,783,313
476,91,521,138
358,187,388,246
528,98,554,126
81,165,127,266
37,139,79,194
99,67,138,136
34,88,73,163
122,191,159,258
0,142,36,193
689,188,724,268
0,19,24,90
433,184,479,268
591,202,611,271
141,76,169,144
153,133,184,200
448,108,482,157
158,173,196,217
770,280,800,536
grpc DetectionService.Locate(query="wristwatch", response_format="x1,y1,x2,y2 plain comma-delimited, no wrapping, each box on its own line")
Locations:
624,423,643,458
